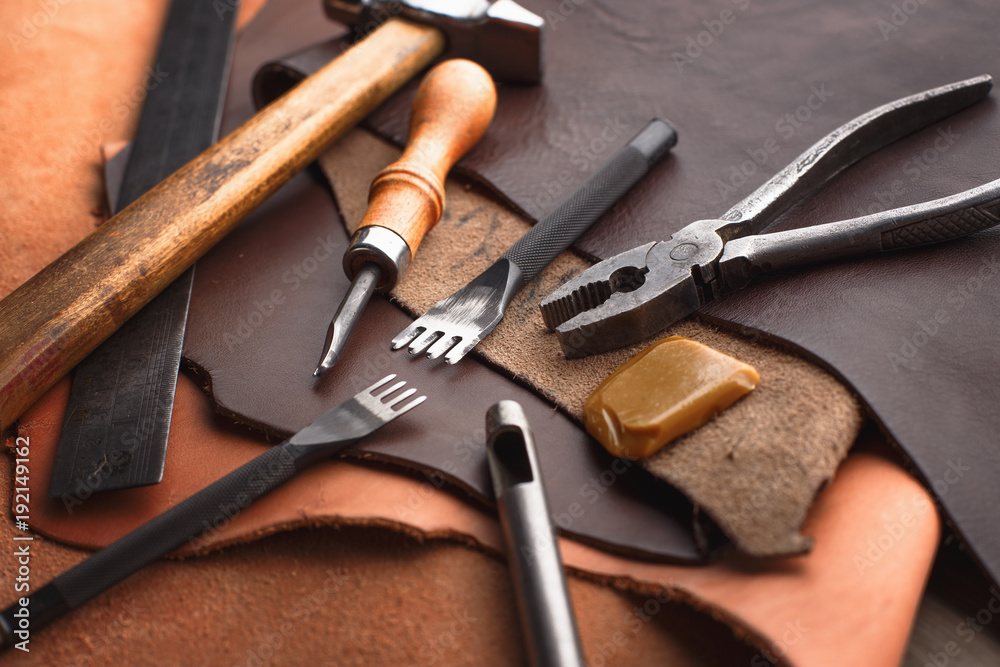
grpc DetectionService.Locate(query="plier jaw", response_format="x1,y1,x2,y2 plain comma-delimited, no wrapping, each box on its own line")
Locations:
540,221,729,357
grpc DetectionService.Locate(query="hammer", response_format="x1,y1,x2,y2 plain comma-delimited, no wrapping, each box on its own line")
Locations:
0,0,543,432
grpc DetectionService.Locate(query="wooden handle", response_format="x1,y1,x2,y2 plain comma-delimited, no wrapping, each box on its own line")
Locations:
0,18,445,432
358,59,496,256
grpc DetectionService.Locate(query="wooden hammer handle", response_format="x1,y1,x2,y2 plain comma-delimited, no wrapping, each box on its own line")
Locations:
0,19,444,432
359,59,496,257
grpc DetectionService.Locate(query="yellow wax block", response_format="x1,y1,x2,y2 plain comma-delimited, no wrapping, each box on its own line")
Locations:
584,336,759,459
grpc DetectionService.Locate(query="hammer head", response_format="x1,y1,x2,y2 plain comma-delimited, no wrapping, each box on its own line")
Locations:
325,0,544,84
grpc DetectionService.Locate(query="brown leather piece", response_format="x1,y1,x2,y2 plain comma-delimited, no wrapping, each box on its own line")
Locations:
2,455,762,667
6,401,939,665
316,128,863,556
0,1,172,297
259,0,1000,586
0,0,266,299
563,443,943,667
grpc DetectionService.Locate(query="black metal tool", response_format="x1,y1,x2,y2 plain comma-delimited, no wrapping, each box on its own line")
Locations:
390,118,677,364
49,0,238,497
540,76,1000,357
1,375,424,650
486,400,585,667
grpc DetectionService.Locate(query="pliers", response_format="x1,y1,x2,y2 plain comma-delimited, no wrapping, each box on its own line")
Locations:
540,75,1000,358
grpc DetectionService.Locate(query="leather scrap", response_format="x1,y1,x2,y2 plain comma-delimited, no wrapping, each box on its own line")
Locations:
182,168,703,562
0,454,760,667
0,1,174,297
226,0,864,558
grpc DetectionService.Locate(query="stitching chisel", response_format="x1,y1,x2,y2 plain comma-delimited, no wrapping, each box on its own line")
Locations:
1,375,425,649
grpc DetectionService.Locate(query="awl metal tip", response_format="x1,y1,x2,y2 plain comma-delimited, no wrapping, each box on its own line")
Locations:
314,325,346,377
313,262,382,377
313,359,337,377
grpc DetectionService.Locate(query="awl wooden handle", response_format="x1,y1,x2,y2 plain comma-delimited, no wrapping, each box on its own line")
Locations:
357,59,496,258
0,18,445,432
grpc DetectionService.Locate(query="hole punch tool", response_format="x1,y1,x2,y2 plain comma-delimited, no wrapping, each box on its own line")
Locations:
485,400,585,667
540,75,1000,358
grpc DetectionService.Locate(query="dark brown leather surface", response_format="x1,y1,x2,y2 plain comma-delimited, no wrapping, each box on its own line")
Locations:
245,0,1000,587
182,0,703,563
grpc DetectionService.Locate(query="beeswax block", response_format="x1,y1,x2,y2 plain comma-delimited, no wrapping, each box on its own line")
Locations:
585,336,759,458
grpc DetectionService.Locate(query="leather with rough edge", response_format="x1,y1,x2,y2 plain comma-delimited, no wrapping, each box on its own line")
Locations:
251,0,1000,588
184,0,859,564
194,0,706,563
4,421,939,666
11,367,940,667
181,168,704,562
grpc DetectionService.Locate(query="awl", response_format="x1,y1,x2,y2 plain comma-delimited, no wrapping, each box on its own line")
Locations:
314,59,497,375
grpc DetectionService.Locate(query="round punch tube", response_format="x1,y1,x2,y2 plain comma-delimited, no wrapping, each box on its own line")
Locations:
486,400,585,667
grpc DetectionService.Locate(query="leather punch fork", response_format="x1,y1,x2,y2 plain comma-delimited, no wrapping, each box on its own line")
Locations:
540,75,1000,358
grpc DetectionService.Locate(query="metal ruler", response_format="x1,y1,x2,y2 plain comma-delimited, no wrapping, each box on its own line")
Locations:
48,0,238,498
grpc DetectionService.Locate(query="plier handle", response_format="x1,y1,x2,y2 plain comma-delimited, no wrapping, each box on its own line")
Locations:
540,75,1000,358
